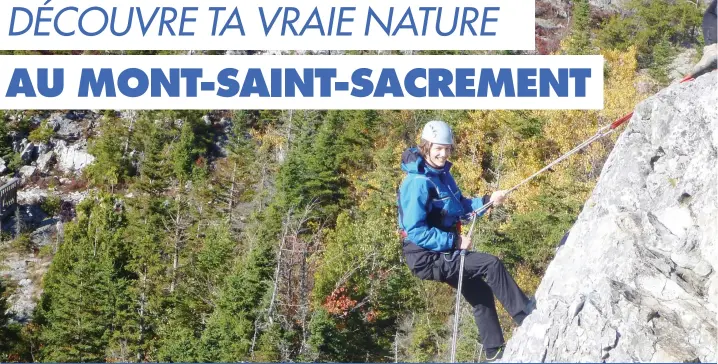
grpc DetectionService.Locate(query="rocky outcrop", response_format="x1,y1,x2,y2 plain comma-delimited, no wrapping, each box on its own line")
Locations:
0,253,51,323
53,139,95,174
588,0,628,12
668,48,699,82
20,141,36,163
48,113,85,141
587,0,712,13
502,75,718,362
35,152,56,174
18,166,38,181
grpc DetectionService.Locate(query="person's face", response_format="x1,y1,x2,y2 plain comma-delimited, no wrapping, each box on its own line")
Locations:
427,144,452,168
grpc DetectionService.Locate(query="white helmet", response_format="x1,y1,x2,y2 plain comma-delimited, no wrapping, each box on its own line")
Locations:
421,120,454,145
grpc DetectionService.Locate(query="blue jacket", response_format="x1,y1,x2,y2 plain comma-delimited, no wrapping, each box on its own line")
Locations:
397,148,489,252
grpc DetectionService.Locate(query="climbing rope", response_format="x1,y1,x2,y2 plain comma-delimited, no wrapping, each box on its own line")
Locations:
462,73,698,223
448,72,700,363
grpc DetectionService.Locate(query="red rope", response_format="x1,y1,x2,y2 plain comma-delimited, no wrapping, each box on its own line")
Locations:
609,73,696,131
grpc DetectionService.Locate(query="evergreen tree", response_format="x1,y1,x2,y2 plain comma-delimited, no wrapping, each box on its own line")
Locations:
596,0,703,68
566,0,593,55
172,121,198,184
0,278,19,360
86,112,132,192
122,197,171,361
199,239,272,361
649,34,674,85
0,114,12,161
135,126,171,196
34,194,131,361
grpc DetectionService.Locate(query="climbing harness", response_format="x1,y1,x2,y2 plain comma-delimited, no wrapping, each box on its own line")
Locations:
448,72,700,363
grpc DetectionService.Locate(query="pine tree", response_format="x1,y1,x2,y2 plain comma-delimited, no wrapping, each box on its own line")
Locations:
121,197,171,361
35,194,131,361
649,34,674,85
0,114,12,161
86,112,132,192
566,0,593,55
135,126,171,196
172,121,198,184
0,278,19,360
200,205,283,361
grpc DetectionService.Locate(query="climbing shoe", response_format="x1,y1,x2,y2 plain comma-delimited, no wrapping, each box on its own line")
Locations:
691,44,717,78
513,296,537,326
485,346,504,362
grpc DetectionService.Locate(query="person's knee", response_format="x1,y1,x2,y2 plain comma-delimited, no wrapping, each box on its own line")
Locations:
486,254,505,270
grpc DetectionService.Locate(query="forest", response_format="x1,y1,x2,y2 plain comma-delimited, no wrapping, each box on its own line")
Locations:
0,0,708,361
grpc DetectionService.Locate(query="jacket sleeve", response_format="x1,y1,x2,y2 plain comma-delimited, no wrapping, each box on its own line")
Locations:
400,177,457,252
448,174,491,217
460,195,491,217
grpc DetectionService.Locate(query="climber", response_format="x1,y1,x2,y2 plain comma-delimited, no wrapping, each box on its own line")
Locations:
691,0,717,78
397,120,536,362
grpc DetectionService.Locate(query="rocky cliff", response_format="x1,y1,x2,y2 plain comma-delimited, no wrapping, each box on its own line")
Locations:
502,74,718,362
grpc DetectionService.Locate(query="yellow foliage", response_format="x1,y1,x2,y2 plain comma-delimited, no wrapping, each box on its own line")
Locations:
602,47,644,122
250,125,285,155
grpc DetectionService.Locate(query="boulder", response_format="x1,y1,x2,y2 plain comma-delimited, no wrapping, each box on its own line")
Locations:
18,166,37,180
53,139,95,174
20,142,36,163
36,152,56,174
502,75,718,362
48,114,83,141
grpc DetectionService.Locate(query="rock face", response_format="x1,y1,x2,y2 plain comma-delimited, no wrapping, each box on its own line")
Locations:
53,139,95,173
502,75,718,362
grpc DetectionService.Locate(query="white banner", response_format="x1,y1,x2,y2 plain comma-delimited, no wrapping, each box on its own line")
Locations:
0,0,535,51
0,55,604,110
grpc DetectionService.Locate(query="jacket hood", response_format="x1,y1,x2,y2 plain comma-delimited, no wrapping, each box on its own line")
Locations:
401,147,452,175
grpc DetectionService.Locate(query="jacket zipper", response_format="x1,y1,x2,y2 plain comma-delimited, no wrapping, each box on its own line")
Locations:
442,172,463,206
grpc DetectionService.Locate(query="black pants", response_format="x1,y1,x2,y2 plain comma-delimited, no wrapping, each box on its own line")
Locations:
402,240,529,350
704,0,717,45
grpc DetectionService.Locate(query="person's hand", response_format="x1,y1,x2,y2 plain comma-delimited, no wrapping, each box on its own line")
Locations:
459,235,472,250
490,190,509,207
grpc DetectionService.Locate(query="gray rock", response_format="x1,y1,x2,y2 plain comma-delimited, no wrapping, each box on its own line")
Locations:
17,187,47,205
47,116,62,131
18,166,37,180
0,254,39,323
36,152,56,173
536,18,564,30
36,142,50,155
30,220,58,247
538,0,569,18
53,139,95,174
589,0,628,12
502,75,718,362
48,114,83,141
20,143,37,163
20,142,36,163
668,48,698,82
